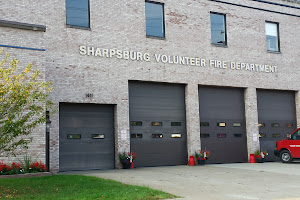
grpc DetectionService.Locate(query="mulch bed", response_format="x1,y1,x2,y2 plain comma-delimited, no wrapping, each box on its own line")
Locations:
0,172,53,179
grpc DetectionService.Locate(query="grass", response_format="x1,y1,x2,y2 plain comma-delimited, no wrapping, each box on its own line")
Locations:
0,175,178,200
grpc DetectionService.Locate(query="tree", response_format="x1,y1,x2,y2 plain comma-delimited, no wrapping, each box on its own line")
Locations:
0,50,54,156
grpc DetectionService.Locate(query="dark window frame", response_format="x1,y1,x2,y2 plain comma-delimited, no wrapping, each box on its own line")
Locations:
145,0,165,39
265,21,280,52
210,12,227,46
66,0,91,29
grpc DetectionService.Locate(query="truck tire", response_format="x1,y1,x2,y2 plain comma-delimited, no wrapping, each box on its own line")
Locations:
280,150,292,163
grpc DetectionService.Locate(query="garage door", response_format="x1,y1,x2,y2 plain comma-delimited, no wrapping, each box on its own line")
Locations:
59,103,115,171
199,86,247,163
129,82,187,167
257,90,296,161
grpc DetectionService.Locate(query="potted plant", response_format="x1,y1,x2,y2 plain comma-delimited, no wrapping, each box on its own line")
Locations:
119,152,136,169
195,151,200,164
254,150,268,163
198,149,210,165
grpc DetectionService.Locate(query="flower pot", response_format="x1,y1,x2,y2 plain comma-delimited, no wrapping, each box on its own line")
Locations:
255,155,264,163
198,159,206,165
121,162,131,169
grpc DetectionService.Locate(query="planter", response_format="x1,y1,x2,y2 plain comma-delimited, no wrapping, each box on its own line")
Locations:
121,162,132,169
198,159,206,165
255,155,264,163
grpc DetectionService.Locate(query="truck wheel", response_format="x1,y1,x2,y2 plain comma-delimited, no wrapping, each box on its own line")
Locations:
280,150,292,163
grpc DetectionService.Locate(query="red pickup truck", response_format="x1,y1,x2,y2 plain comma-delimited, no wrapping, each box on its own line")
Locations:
274,128,300,163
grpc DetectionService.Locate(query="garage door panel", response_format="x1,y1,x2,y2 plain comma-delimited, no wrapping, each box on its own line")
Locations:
59,153,113,171
131,141,187,167
59,103,114,171
202,140,247,163
199,87,247,164
129,82,187,167
257,90,296,161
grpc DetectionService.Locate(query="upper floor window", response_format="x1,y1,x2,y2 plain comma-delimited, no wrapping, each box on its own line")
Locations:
265,22,280,52
210,12,227,46
145,1,165,38
66,0,90,28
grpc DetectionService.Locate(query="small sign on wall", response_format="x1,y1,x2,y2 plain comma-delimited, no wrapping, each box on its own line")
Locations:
253,133,258,141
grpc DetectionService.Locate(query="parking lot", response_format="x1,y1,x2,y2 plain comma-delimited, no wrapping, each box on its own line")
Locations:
62,162,300,200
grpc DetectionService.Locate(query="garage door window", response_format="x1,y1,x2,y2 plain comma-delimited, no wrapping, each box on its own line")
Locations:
234,133,242,138
233,123,241,127
271,123,280,127
152,134,163,138
131,134,143,138
272,133,280,138
91,134,105,139
171,122,181,126
258,123,265,127
67,134,81,139
286,123,293,128
152,122,162,126
200,133,210,138
217,133,227,138
200,122,209,127
171,133,182,138
259,133,266,138
131,121,143,126
218,122,226,127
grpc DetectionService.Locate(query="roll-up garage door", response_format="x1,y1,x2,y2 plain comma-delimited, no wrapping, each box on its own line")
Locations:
257,90,296,161
59,103,115,171
129,81,187,167
199,86,247,164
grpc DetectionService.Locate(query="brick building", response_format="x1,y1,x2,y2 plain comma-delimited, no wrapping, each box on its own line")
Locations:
1,0,300,172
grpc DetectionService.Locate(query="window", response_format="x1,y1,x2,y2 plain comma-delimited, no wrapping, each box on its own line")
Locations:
92,134,104,139
217,133,227,138
131,134,143,138
171,122,181,126
292,130,300,140
131,121,143,126
200,133,210,138
200,122,209,127
217,122,226,127
233,123,241,127
145,1,165,38
258,123,265,127
152,122,162,126
271,123,280,127
210,13,227,45
265,22,279,52
272,133,281,138
259,133,266,138
67,134,81,139
66,0,90,28
152,134,163,138
171,134,182,138
286,123,293,128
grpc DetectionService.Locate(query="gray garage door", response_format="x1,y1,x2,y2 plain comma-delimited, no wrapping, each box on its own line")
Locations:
257,90,296,161
199,86,248,164
129,81,187,167
59,103,115,171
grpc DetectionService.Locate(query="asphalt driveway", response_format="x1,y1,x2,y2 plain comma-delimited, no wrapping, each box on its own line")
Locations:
61,162,300,200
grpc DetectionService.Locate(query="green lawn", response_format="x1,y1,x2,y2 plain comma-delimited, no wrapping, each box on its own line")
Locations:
0,175,178,200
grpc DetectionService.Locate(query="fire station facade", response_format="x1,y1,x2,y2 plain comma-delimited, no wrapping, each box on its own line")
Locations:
1,0,300,172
